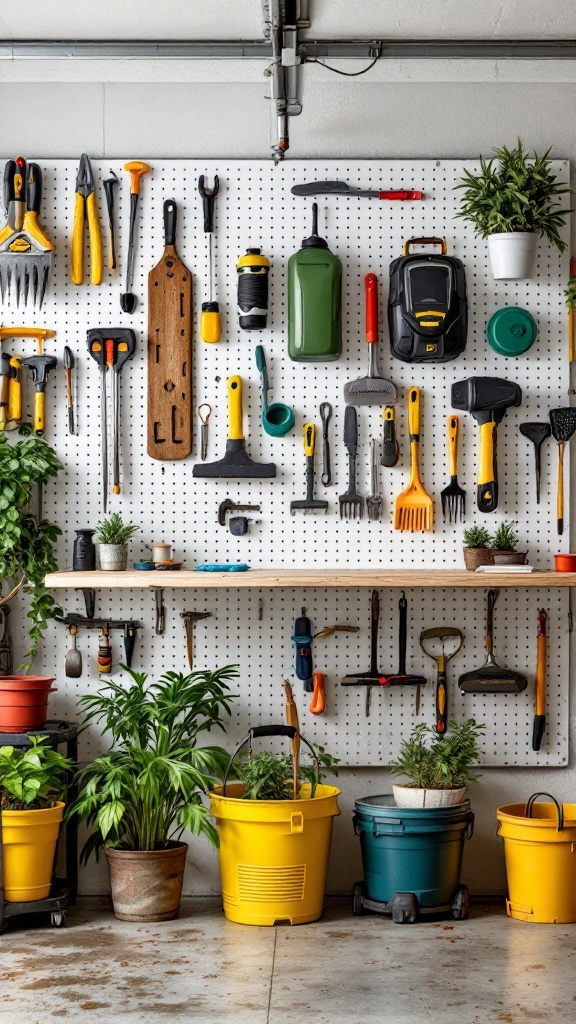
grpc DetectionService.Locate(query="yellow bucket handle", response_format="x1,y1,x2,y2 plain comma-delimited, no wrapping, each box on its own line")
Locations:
222,724,320,795
525,791,564,831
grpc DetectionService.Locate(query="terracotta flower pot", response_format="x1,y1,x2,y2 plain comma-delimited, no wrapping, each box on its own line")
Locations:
492,551,527,565
463,548,493,572
0,676,56,733
105,842,188,922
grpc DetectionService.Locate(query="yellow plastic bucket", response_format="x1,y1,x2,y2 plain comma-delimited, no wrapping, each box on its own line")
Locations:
497,792,576,924
1,801,64,902
211,782,340,925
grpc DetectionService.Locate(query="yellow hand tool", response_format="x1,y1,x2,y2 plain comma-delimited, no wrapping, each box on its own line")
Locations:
70,154,103,286
198,175,221,343
0,160,55,308
0,327,56,436
6,356,22,429
121,161,151,313
394,386,434,531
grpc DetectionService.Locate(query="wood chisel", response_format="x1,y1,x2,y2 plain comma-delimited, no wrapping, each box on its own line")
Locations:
63,345,75,434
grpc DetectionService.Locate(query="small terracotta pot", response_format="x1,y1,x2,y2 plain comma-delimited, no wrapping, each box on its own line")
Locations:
463,548,493,572
555,553,576,572
492,551,527,565
0,676,56,733
105,842,188,922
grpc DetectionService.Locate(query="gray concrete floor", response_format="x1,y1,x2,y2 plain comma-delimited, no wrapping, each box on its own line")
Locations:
0,898,575,1023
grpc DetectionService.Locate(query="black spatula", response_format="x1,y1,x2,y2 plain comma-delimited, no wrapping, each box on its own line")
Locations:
519,422,551,504
549,408,576,534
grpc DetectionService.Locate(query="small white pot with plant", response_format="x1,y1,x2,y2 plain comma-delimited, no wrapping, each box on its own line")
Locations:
456,140,571,280
96,513,139,571
462,525,493,572
391,719,484,809
491,520,527,566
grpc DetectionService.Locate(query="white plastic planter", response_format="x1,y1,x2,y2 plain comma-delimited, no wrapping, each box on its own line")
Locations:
487,232,538,280
393,785,467,808
99,543,128,571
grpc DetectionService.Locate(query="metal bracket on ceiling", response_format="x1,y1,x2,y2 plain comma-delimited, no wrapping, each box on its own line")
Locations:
263,0,309,161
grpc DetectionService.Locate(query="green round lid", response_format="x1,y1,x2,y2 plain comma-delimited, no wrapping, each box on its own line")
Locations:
486,307,538,357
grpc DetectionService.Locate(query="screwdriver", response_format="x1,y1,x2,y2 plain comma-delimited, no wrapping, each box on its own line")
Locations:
198,175,221,343
64,345,75,434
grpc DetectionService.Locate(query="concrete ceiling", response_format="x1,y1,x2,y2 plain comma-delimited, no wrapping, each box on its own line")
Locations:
0,0,575,41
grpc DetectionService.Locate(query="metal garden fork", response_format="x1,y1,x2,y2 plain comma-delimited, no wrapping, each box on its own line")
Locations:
339,405,364,519
440,414,466,523
366,439,382,520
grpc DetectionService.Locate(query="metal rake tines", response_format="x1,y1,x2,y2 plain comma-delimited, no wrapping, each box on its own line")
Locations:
394,503,432,532
440,487,466,523
339,492,364,520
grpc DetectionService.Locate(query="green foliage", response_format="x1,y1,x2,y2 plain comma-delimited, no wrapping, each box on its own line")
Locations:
456,140,572,249
566,278,576,311
68,665,238,862
96,513,140,545
237,747,339,801
491,520,518,551
0,434,63,668
462,524,492,548
390,720,484,790
0,736,72,810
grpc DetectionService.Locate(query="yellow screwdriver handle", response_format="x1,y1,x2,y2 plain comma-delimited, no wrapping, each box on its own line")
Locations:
303,422,315,457
8,356,22,424
227,376,244,441
34,391,45,435
447,414,459,477
201,308,221,344
123,161,151,195
86,191,103,286
70,190,85,285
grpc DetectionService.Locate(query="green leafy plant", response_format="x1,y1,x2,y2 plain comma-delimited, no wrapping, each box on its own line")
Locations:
0,736,72,811
391,720,484,790
491,520,518,551
237,747,339,801
566,277,576,311
462,525,492,548
456,140,572,249
0,434,63,668
96,513,140,545
68,665,238,862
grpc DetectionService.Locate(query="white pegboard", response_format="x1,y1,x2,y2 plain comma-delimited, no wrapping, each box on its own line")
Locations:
4,158,569,767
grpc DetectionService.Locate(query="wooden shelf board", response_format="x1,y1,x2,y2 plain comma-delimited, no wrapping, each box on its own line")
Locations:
44,568,576,589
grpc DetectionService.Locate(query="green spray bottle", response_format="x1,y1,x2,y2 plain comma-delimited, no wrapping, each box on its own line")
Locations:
288,203,342,362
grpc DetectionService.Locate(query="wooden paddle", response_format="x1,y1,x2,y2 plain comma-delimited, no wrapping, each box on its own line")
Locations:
147,199,193,459
283,680,300,798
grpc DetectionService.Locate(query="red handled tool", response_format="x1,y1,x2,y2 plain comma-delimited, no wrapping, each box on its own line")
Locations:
291,181,424,201
309,672,326,715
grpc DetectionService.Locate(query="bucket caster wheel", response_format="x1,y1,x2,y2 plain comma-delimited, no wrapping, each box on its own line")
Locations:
353,882,367,916
390,893,418,924
451,886,469,921
50,912,66,928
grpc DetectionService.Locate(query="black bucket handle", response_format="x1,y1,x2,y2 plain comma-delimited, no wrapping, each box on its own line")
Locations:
222,724,319,796
525,792,564,831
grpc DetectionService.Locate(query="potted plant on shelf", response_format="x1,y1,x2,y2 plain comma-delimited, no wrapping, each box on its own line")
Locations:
391,719,484,808
456,140,571,280
210,726,340,926
0,736,72,902
0,434,63,669
96,513,139,571
462,524,493,571
491,520,527,566
68,664,237,922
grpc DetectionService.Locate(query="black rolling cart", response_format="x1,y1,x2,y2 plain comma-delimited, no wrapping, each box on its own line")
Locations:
0,721,78,931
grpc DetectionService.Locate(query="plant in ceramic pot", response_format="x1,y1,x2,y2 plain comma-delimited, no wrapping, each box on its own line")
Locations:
68,665,237,922
0,736,72,902
456,140,571,280
491,520,527,565
462,524,493,572
0,434,63,668
210,727,340,925
391,719,484,808
96,513,139,571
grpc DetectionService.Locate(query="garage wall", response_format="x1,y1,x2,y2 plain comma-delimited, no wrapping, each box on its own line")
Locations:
1,39,575,896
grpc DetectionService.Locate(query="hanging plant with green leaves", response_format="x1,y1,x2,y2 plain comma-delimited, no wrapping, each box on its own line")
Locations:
0,435,63,669
456,140,572,249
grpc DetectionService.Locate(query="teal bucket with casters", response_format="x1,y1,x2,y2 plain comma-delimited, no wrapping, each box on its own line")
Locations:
352,795,474,923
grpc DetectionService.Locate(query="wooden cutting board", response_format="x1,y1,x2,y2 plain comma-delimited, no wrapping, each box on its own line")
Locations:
147,198,193,459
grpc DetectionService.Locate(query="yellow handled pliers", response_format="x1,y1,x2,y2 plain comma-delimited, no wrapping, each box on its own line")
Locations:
70,154,103,286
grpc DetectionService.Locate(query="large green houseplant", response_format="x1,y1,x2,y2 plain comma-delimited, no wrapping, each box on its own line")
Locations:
69,664,237,922
0,736,72,901
0,435,63,668
456,140,571,280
